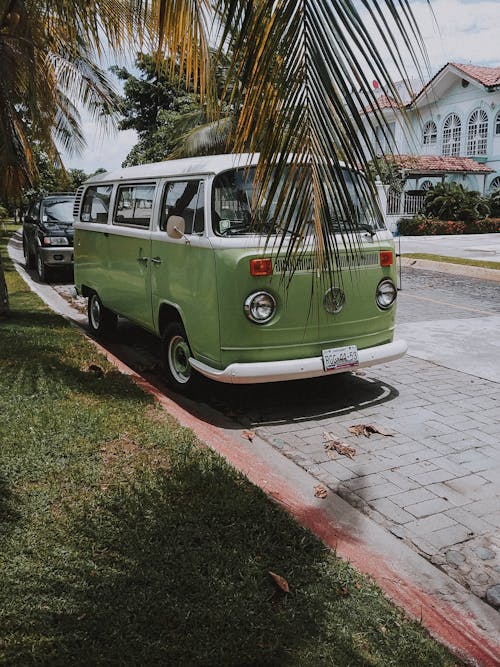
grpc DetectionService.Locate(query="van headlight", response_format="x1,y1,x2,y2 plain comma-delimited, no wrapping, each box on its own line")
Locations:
244,291,276,324
376,279,397,310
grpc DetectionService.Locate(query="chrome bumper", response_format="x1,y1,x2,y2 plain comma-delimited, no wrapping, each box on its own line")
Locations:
190,339,408,385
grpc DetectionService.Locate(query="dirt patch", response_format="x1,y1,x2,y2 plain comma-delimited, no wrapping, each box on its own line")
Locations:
99,433,171,490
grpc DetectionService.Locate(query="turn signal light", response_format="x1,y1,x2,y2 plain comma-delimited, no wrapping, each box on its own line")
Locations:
379,250,394,267
250,258,273,276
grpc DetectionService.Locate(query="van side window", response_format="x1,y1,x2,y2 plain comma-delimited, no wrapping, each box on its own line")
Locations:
114,183,156,228
161,180,204,234
81,185,112,223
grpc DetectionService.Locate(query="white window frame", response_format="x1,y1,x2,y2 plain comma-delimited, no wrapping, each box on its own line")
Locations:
467,109,488,156
495,112,500,136
489,176,500,192
423,121,437,145
442,114,461,157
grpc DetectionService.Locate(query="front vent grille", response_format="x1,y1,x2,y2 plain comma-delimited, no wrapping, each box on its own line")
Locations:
274,252,379,273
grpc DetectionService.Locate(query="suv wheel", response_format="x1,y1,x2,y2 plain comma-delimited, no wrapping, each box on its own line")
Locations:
36,251,49,282
23,236,35,269
88,292,117,337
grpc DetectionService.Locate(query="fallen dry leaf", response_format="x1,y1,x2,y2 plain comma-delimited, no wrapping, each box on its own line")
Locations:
314,483,328,498
269,571,290,593
241,430,255,442
323,432,356,459
348,423,394,438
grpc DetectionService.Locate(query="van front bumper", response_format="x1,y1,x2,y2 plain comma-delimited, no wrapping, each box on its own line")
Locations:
189,339,408,385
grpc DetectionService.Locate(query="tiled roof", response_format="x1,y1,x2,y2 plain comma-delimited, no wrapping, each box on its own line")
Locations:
387,154,494,174
363,95,400,113
451,63,500,88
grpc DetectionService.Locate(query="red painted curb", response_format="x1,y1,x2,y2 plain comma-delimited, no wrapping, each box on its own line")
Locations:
92,337,500,667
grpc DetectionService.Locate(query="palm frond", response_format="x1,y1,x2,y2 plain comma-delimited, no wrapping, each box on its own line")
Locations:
216,0,429,278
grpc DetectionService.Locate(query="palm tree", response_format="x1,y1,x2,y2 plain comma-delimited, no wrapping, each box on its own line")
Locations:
0,0,427,310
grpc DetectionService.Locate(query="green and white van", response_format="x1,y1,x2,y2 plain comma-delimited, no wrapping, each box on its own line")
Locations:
73,153,406,392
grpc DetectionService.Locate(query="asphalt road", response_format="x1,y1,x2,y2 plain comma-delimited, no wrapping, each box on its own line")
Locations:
397,267,500,383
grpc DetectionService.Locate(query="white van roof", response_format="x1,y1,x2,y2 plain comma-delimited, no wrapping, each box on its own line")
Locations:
85,153,261,184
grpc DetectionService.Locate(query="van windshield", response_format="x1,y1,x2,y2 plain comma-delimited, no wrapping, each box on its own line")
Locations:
212,166,378,236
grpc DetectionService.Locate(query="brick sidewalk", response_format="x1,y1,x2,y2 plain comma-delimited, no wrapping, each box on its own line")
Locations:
253,355,500,609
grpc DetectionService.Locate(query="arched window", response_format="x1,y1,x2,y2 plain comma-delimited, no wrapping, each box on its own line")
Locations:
423,121,437,145
420,180,433,190
495,112,500,136
467,109,488,156
442,114,461,156
489,176,500,192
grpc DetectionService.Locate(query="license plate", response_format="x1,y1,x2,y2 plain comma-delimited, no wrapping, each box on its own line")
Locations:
322,345,359,371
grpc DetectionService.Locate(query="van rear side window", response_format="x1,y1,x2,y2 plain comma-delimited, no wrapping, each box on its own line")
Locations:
114,184,156,228
81,185,112,223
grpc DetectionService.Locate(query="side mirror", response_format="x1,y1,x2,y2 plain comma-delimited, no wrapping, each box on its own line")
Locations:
166,215,186,239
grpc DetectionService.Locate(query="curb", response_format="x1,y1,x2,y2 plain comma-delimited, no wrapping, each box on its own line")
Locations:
8,233,500,666
400,256,500,282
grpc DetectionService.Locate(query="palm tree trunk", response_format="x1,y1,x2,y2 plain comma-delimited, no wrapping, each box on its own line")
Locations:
0,251,9,318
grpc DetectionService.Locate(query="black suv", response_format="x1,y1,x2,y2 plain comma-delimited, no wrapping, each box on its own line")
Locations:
22,193,76,281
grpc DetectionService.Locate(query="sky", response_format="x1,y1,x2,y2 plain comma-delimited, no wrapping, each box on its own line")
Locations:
61,0,500,174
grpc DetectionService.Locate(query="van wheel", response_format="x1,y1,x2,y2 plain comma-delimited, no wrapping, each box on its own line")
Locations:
162,322,199,394
36,251,49,282
88,292,117,337
23,237,34,269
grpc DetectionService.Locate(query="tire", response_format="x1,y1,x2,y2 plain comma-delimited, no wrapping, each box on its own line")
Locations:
161,321,199,394
87,292,117,337
23,236,34,269
36,251,49,282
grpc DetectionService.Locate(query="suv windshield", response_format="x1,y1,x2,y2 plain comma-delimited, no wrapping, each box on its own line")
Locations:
41,198,75,223
212,166,378,236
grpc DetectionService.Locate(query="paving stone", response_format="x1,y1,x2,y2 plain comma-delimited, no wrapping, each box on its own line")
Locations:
446,550,466,566
405,514,457,536
405,497,453,518
367,497,414,524
391,487,437,508
444,507,494,534
486,585,500,608
411,468,456,485
473,546,495,560
467,496,500,518
421,524,472,549
356,482,402,501
426,482,471,507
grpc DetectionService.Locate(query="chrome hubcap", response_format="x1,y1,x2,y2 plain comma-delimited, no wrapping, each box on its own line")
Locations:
169,335,191,384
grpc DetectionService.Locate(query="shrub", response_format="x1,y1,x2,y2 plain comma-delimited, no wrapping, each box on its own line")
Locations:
397,216,500,235
470,217,500,233
488,189,500,217
424,182,490,223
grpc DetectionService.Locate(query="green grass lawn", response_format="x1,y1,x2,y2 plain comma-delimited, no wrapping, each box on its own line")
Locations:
402,252,500,270
0,229,458,665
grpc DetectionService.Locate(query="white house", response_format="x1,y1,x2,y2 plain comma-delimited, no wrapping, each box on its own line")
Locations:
362,63,500,228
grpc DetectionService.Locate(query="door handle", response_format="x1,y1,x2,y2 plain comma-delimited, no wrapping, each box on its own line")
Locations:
137,256,149,263
151,257,162,264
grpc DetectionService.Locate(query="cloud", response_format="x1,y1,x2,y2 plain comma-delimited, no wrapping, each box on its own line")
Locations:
411,0,500,70
60,112,137,174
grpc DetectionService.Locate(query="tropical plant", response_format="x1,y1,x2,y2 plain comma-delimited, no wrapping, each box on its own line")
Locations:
424,182,490,223
111,54,203,166
0,0,427,310
488,188,500,217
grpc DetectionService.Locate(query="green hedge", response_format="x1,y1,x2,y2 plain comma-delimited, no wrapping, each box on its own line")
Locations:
397,216,500,236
